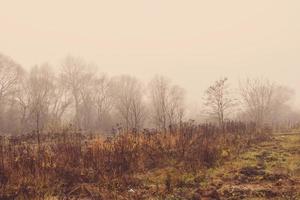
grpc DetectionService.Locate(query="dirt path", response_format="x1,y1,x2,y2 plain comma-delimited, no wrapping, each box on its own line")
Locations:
210,132,300,199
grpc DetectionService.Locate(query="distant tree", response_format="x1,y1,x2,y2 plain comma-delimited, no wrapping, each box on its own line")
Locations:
239,78,293,130
47,77,72,132
0,54,23,103
15,75,31,133
167,85,185,127
149,76,185,132
28,64,55,137
240,78,274,129
203,78,236,129
93,75,113,130
111,75,146,132
60,56,95,130
149,76,169,132
0,54,24,133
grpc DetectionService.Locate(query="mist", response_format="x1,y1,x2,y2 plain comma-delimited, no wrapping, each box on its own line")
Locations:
1,0,300,107
2,1,300,199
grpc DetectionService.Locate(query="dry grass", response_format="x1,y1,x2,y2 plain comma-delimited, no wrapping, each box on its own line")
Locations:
0,122,269,199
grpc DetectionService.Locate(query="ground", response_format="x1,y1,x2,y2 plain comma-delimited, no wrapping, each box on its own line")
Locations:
3,131,300,199
131,131,300,199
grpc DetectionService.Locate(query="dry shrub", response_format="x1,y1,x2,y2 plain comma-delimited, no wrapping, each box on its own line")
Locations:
0,121,268,199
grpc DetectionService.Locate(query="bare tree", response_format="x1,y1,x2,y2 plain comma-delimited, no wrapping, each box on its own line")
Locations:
149,76,169,132
149,76,186,132
203,78,235,128
79,79,97,131
167,85,185,127
93,75,113,130
239,78,275,129
0,54,24,133
111,75,146,132
48,78,72,132
268,85,294,129
0,54,23,103
239,78,293,130
60,56,95,130
15,75,31,133
27,64,55,143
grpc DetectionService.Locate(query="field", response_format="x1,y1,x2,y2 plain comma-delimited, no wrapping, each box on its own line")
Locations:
201,131,300,199
1,123,299,199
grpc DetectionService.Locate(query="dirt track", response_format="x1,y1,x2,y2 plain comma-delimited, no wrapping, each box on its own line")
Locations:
210,132,300,199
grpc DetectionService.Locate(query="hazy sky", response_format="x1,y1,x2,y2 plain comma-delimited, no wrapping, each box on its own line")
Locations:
1,0,300,108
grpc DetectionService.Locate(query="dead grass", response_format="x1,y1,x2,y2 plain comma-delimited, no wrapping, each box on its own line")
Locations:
0,122,276,199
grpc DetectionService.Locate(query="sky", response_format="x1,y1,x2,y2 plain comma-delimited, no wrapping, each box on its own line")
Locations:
1,0,300,111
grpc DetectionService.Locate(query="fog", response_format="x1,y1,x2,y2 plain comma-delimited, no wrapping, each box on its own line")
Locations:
2,2,300,198
1,0,300,115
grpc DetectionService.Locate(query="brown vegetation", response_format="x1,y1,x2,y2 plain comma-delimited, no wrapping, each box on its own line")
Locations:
0,121,271,199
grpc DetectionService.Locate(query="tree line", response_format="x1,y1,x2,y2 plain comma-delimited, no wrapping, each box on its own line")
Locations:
0,53,299,135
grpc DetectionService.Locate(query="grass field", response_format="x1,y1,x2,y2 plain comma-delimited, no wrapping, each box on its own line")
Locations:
1,130,300,199
130,131,300,199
